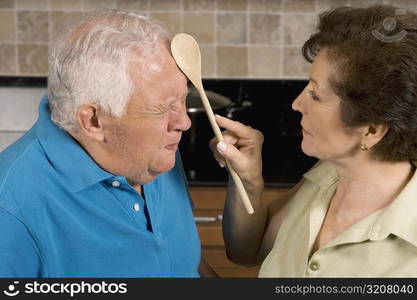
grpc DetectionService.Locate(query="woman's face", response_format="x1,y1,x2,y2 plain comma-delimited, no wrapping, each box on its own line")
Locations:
292,49,364,163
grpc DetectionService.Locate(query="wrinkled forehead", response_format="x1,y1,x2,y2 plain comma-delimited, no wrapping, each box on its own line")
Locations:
128,46,188,103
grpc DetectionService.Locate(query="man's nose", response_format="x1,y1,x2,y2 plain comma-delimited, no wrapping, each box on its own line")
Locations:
172,109,192,132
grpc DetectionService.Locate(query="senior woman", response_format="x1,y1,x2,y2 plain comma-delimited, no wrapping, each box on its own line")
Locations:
211,5,417,277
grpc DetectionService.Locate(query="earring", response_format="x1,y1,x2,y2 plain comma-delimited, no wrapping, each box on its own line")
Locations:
360,144,369,151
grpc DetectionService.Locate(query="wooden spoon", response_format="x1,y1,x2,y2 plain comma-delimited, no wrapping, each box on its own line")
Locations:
171,33,254,215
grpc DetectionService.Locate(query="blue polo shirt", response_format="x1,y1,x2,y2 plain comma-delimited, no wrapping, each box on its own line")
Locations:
0,95,201,277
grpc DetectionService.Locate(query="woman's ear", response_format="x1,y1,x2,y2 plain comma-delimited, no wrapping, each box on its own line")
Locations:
363,124,389,149
75,104,105,142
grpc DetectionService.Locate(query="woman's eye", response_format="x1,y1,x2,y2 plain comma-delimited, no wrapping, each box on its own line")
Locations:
308,90,320,101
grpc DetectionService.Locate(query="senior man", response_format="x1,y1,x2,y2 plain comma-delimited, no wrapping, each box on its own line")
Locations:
0,10,212,277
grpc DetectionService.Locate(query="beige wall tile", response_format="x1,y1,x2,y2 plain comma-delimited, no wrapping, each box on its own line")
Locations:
50,0,82,10
117,0,149,10
0,0,15,8
16,0,48,10
150,12,181,35
316,0,349,12
0,44,17,74
200,45,215,77
150,0,181,10
50,11,85,40
183,12,214,43
248,0,281,12
217,46,247,77
83,0,117,10
183,0,214,11
283,46,309,78
249,13,281,45
282,0,315,12
0,88,45,130
282,13,316,46
249,46,281,78
17,11,49,42
217,0,247,11
18,44,48,74
0,132,25,152
1,0,385,79
0,11,15,41
217,13,246,44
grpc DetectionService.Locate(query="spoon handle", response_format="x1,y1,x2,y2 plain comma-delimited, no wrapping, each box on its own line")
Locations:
197,87,255,215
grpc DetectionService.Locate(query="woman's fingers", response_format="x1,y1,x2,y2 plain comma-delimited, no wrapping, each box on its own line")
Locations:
216,141,248,172
209,115,264,183
215,114,254,139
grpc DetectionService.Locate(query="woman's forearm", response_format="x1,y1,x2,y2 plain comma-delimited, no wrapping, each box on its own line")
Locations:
222,175,267,266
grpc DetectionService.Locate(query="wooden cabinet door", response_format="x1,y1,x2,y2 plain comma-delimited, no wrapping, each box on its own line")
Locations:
190,186,289,277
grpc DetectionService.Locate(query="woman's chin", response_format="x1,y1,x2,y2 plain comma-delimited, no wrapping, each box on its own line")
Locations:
300,141,316,158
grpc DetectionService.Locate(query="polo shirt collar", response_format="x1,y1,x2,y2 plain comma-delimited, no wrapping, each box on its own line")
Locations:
303,160,338,190
369,161,417,247
303,160,417,248
35,95,113,192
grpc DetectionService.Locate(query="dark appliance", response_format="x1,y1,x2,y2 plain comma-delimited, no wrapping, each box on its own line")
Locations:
179,79,318,188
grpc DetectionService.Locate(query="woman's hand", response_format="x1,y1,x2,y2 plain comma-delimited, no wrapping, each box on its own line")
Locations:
209,114,264,189
210,115,267,265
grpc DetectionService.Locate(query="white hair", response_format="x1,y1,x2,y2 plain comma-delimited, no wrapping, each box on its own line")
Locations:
48,9,169,131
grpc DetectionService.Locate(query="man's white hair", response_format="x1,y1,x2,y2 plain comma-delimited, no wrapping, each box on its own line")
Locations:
48,9,169,131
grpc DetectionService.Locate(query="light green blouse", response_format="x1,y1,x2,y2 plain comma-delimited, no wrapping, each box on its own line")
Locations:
259,160,417,277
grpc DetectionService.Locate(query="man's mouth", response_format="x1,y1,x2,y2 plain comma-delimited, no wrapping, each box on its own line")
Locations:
165,142,180,151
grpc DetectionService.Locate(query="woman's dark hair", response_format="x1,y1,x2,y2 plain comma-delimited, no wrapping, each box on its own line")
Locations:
302,5,417,161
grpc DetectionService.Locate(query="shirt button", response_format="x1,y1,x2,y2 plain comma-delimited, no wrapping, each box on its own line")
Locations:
133,203,140,211
111,180,120,187
309,262,319,271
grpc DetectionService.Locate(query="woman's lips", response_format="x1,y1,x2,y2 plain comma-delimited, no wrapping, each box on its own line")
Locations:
302,127,312,135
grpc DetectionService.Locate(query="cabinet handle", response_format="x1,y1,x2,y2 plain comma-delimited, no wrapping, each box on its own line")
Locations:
194,216,217,223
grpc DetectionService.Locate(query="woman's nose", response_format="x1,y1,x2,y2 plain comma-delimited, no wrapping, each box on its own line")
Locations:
292,86,309,114
292,93,302,113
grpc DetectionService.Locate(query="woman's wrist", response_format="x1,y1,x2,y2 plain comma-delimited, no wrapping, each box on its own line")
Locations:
232,173,264,201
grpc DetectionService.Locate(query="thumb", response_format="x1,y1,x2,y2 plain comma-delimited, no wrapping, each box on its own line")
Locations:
216,141,246,169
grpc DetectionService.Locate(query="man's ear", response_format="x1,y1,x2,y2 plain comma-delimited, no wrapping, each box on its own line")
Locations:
363,124,389,149
75,104,105,142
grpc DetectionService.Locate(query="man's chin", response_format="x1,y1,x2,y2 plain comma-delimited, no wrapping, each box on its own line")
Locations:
149,160,176,177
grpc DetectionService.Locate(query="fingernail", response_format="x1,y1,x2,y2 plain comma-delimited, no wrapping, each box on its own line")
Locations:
217,141,227,152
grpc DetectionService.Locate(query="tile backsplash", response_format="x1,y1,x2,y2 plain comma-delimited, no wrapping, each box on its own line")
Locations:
0,0,414,79
0,86,45,151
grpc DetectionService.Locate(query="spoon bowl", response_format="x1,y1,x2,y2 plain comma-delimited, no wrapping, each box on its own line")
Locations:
170,34,202,88
171,33,254,214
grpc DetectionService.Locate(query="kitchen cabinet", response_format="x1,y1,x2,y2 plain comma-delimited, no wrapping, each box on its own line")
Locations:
190,186,289,277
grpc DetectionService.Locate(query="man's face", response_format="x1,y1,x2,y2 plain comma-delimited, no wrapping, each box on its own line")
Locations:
101,46,191,185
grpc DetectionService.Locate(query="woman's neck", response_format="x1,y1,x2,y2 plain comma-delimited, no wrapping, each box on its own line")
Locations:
330,157,414,215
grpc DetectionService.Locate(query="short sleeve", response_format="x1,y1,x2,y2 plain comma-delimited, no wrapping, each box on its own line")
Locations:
0,208,42,277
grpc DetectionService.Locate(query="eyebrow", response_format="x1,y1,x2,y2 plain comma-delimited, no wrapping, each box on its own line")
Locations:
167,87,190,106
